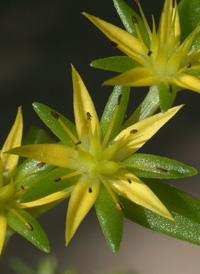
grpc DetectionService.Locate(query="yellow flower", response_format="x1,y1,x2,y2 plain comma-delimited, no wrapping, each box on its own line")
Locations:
0,108,67,254
83,0,200,105
8,66,182,245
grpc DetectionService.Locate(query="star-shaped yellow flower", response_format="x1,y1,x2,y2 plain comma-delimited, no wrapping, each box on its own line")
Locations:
9,66,183,245
0,108,67,254
83,0,200,109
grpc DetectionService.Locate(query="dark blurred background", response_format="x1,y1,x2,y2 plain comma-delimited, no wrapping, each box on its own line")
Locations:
0,1,200,273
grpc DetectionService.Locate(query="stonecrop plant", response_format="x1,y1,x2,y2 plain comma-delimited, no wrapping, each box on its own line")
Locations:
2,0,200,270
86,0,200,111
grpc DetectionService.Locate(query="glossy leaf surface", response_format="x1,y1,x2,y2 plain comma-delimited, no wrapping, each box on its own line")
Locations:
100,85,130,141
33,103,77,146
95,184,123,253
7,209,50,253
18,167,78,203
91,56,140,73
121,178,200,246
113,0,150,47
123,153,197,179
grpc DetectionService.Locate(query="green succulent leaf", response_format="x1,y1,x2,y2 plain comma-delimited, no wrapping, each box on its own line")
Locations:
178,0,200,41
121,178,200,246
113,0,151,47
7,209,50,253
100,85,130,141
95,184,123,253
22,126,54,146
33,103,77,146
14,159,54,189
187,69,200,79
122,85,159,128
123,153,197,179
91,56,140,73
18,167,78,203
157,82,176,112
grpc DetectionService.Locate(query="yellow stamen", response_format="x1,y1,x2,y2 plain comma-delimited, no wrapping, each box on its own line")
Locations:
132,16,148,53
136,1,152,39
88,180,93,193
86,112,93,137
54,169,84,182
14,186,25,198
8,208,33,231
177,63,192,74
148,50,154,71
14,162,45,186
51,111,79,143
102,94,122,148
100,176,122,211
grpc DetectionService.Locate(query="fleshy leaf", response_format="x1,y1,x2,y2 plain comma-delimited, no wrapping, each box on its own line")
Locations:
95,184,123,253
7,209,50,253
91,56,140,73
178,0,200,41
33,102,77,146
22,126,54,146
14,159,54,189
123,153,197,179
157,81,177,112
100,85,130,141
113,0,151,47
121,178,200,246
17,167,79,203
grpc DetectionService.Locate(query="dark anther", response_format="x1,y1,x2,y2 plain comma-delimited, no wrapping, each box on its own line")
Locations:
110,41,118,48
19,186,25,191
75,141,82,146
130,129,138,134
135,0,140,4
86,112,92,120
172,0,175,8
148,50,153,56
88,186,93,193
51,111,60,119
132,16,138,26
127,178,132,184
187,63,192,69
26,222,33,231
167,85,173,93
37,162,45,168
116,202,124,211
117,94,122,105
54,177,61,182
156,167,168,173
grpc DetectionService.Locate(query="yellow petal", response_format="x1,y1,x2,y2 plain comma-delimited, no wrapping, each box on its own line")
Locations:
72,65,100,147
1,107,23,183
111,171,173,220
8,143,80,170
66,175,100,244
113,105,183,161
171,74,200,93
103,67,158,87
19,191,69,208
158,0,180,46
83,12,146,66
0,210,7,255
